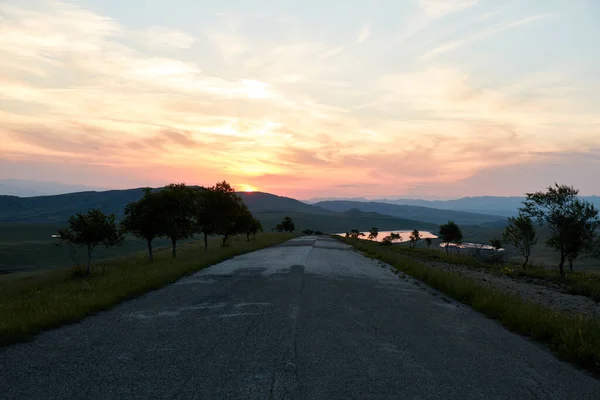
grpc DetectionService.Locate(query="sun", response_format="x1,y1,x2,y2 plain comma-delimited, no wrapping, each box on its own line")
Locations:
238,183,258,193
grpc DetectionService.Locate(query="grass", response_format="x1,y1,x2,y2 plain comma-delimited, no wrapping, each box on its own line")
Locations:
340,237,600,375
385,241,600,301
0,233,297,347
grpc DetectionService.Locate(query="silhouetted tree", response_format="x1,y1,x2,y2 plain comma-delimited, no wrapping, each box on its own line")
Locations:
368,227,379,241
409,229,421,248
122,188,162,261
208,181,248,247
425,238,432,248
502,214,537,269
302,229,315,235
521,183,599,276
154,183,197,258
439,221,463,256
281,216,295,232
57,209,124,275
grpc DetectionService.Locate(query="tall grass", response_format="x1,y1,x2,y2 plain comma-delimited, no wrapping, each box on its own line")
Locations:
0,233,297,346
386,240,600,301
341,237,600,375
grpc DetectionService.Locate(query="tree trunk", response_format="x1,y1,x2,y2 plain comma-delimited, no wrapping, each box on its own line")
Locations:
246,233,250,242
523,255,529,270
171,238,177,258
222,234,229,247
86,245,92,275
445,244,449,255
204,232,208,251
568,257,574,272
559,251,566,277
147,238,154,262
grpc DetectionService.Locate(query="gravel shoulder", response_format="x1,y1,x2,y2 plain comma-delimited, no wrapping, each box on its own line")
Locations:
421,259,600,319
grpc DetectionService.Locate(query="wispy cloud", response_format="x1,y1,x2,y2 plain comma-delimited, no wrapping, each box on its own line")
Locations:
354,24,371,45
422,13,553,60
0,1,598,197
419,0,480,18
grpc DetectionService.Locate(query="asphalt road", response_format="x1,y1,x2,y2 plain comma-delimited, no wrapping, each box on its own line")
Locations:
1,236,599,399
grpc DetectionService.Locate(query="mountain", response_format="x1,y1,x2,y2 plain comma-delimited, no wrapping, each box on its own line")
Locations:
363,196,600,217
0,179,108,197
238,192,331,215
314,200,506,225
0,189,437,233
0,188,148,223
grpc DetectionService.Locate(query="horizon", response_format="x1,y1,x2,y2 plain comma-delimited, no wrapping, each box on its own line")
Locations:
2,178,599,202
1,1,599,198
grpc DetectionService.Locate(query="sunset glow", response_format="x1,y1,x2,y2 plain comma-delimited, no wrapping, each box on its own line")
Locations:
238,184,259,193
1,0,599,199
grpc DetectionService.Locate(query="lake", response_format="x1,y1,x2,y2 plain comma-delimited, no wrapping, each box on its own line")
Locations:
440,242,505,251
336,230,438,243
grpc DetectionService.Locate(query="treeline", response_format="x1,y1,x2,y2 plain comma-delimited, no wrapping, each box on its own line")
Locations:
57,181,263,275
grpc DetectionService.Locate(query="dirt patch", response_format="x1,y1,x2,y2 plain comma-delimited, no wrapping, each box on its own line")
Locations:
424,260,600,319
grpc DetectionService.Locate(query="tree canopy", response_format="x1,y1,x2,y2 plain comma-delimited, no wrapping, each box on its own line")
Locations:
439,221,463,255
502,214,537,269
521,183,599,276
57,209,124,274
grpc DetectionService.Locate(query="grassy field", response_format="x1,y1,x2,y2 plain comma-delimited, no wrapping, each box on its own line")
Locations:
0,222,203,274
0,233,297,347
340,237,600,376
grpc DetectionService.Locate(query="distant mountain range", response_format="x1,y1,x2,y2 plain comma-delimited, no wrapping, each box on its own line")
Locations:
0,179,107,197
310,196,600,217
313,200,505,225
0,190,439,232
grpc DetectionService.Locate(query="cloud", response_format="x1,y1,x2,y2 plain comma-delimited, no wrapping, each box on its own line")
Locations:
421,13,553,60
354,24,371,45
419,0,480,18
140,27,196,49
0,1,598,198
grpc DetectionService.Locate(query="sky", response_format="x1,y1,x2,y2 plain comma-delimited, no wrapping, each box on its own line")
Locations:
1,0,599,200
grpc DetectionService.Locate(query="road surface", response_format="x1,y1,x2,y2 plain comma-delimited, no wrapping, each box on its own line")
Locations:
1,236,599,399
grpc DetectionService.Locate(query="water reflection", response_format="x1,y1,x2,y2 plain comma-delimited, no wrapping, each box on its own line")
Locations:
440,242,505,251
336,230,437,243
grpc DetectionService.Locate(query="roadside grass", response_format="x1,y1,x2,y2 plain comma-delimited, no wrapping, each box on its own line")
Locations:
387,241,600,302
0,233,297,347
340,237,600,375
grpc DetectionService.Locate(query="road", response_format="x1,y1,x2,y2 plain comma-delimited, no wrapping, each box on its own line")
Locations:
1,236,599,399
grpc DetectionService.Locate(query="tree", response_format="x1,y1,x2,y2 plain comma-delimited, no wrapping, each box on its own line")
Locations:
521,183,600,276
390,232,402,243
235,207,262,241
488,237,503,264
489,238,503,254
281,216,295,232
208,181,249,247
439,221,463,255
276,224,285,233
302,229,314,235
425,238,432,248
57,209,124,275
409,229,421,248
121,188,163,261
502,214,537,269
154,183,197,258
368,227,379,241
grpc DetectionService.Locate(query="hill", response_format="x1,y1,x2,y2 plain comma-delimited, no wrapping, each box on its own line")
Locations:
0,189,438,233
314,200,505,225
368,196,600,217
